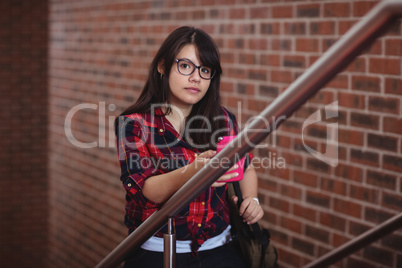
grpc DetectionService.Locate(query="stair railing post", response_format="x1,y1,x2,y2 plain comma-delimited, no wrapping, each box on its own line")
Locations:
163,218,176,268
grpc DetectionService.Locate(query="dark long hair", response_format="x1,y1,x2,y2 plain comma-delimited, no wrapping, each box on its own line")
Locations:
115,26,225,150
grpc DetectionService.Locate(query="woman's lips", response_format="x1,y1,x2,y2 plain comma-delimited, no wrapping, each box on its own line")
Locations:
185,87,200,94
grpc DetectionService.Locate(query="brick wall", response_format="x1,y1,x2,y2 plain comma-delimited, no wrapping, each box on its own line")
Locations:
48,0,401,267
0,1,49,267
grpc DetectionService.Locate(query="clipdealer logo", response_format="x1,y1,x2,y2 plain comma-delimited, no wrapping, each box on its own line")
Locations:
302,101,339,167
63,101,339,167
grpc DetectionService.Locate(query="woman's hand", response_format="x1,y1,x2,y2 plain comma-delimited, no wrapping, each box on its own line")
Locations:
211,164,239,187
231,195,264,225
191,150,240,188
191,150,216,170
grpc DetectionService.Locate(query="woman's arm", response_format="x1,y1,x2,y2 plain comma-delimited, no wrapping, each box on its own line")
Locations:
143,150,240,203
142,150,212,203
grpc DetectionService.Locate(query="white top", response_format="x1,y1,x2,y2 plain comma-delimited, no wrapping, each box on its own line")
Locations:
141,225,232,253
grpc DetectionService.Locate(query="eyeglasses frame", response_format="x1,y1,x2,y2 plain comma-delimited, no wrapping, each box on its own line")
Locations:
175,59,215,80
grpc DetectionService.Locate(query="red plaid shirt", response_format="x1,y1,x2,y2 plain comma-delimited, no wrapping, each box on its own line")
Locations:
116,107,238,252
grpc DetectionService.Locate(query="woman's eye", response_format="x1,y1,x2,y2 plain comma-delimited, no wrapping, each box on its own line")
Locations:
181,63,190,69
201,68,210,74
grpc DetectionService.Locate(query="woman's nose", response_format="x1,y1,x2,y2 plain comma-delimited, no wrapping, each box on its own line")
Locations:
189,69,201,82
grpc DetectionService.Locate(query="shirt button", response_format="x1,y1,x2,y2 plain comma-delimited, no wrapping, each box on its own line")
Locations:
194,153,198,157
201,202,205,206
198,223,201,227
127,183,132,187
159,129,163,132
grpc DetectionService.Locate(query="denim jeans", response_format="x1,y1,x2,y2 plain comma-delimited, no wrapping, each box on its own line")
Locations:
124,241,246,268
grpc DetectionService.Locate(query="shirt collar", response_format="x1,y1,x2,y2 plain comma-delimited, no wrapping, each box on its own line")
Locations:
153,107,199,151
153,107,180,139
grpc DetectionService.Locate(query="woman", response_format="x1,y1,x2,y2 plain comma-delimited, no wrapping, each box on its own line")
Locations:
115,26,263,267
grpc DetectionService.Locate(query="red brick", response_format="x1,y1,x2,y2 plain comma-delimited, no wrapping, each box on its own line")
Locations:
369,58,401,75
296,38,319,52
294,137,318,155
294,203,317,222
367,133,398,152
276,248,301,268
220,81,234,93
350,148,379,167
229,8,246,19
280,184,302,200
306,190,330,208
297,4,320,18
367,170,397,190
349,220,371,236
306,224,330,243
383,154,402,173
334,198,362,218
259,85,279,98
310,21,336,35
248,38,268,50
385,39,402,56
271,70,293,83
284,22,306,35
247,98,269,112
260,53,280,66
365,207,394,224
221,52,236,64
385,78,402,95
237,24,255,34
383,116,402,134
292,237,315,256
259,177,277,192
261,22,280,35
272,5,293,18
270,196,290,213
281,216,302,234
339,92,365,109
346,57,366,72
382,192,402,211
248,69,267,81
226,67,247,79
283,55,306,69
350,185,379,203
334,163,363,182
320,212,346,231
258,179,278,192
236,83,255,95
333,233,350,248
293,171,318,187
250,7,270,19
324,2,351,17
352,75,381,92
353,1,379,17
271,38,292,51
268,165,290,181
238,52,256,65
321,178,347,195
339,20,358,35
228,38,245,49
351,112,380,130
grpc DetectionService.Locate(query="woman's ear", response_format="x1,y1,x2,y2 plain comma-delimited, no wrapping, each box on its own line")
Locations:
157,60,165,75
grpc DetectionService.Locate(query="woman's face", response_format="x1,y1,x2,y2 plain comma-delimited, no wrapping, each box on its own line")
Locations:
167,44,212,112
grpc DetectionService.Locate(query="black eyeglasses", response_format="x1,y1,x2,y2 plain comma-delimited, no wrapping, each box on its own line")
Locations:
175,59,215,80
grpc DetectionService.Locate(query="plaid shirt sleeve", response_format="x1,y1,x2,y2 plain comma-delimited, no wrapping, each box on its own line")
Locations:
116,115,162,211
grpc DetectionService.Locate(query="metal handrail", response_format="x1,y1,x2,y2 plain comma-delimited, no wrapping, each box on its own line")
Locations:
96,1,402,267
303,212,402,268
